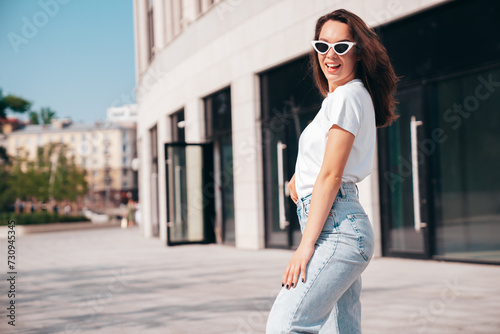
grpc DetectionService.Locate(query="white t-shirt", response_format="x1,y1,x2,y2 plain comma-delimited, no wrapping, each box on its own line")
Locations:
294,78,376,200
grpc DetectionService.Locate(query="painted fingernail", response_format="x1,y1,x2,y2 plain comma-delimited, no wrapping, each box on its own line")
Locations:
286,284,289,289
282,283,284,287
291,283,294,287
302,278,305,283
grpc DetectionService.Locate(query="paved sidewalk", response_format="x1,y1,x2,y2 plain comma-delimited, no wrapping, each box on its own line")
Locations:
1,227,499,333
0,221,121,239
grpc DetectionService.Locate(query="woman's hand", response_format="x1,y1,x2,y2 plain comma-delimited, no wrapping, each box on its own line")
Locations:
289,174,298,204
281,242,315,289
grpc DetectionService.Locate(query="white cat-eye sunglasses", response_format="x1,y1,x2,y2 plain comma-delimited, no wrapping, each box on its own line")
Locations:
311,40,356,55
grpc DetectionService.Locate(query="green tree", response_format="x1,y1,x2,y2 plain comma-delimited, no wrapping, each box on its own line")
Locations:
40,107,56,125
52,153,88,201
5,143,87,206
0,146,8,164
0,165,12,211
0,88,31,119
29,111,40,124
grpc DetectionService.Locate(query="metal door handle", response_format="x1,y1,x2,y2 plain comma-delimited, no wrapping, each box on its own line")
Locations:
175,166,182,225
166,157,173,226
277,140,289,230
410,116,427,232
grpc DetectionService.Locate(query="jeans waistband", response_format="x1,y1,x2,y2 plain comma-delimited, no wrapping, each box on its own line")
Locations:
298,182,358,207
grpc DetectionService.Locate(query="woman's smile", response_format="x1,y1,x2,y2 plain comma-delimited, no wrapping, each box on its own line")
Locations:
325,62,341,73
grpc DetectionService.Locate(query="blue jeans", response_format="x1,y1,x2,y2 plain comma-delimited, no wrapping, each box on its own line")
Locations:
266,182,375,333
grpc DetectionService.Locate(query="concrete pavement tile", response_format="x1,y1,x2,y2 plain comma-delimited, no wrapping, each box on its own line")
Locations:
1,227,500,333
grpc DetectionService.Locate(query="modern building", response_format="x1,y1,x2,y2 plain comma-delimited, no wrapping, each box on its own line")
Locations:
5,117,138,210
106,104,138,125
133,0,500,264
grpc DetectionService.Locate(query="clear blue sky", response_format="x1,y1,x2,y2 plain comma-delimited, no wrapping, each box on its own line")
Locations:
0,0,136,123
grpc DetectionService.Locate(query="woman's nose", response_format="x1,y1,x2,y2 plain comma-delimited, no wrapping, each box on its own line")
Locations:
326,46,338,58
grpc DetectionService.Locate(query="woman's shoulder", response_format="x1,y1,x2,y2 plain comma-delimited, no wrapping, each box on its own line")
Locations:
329,80,373,109
331,79,366,96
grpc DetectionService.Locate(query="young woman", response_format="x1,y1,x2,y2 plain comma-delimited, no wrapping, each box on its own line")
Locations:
266,9,399,333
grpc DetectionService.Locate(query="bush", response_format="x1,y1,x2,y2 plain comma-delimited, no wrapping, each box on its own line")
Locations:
0,212,90,226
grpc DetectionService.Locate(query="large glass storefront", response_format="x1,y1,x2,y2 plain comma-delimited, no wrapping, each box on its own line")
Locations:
163,88,234,246
260,55,323,249
431,68,500,262
377,0,500,264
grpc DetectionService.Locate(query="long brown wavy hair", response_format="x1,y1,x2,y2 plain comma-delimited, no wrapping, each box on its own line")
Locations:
309,9,400,127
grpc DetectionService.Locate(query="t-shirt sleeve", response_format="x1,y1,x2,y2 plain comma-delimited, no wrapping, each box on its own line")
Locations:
327,88,363,137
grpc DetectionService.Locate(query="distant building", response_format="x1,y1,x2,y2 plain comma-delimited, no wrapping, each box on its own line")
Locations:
106,104,138,124
1,117,25,135
5,118,137,210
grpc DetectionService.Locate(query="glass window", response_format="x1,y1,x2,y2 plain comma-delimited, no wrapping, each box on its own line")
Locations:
204,88,231,138
170,109,185,142
147,0,155,62
432,67,500,262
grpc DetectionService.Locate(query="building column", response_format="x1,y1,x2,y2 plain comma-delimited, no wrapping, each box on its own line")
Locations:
133,0,149,84
152,0,166,52
138,132,153,238
157,117,169,244
231,74,265,250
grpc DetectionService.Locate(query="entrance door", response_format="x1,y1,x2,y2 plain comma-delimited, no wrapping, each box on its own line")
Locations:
379,85,433,259
164,143,215,245
218,132,235,244
260,55,323,249
263,108,317,248
204,87,235,245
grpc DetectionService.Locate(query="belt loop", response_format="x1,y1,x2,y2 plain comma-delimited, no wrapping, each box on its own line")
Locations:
339,183,345,198
355,184,359,197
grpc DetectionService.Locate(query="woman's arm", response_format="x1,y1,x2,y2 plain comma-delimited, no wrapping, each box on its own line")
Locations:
282,124,355,289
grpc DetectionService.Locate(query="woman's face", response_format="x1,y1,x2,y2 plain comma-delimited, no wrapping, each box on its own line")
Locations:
317,20,359,93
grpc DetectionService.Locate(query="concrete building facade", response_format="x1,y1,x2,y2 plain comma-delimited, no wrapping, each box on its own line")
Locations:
133,0,500,264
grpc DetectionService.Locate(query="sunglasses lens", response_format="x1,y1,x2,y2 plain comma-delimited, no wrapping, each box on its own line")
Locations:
334,43,350,54
314,42,329,53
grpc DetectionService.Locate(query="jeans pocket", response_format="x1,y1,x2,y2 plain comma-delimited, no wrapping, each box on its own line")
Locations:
346,214,374,262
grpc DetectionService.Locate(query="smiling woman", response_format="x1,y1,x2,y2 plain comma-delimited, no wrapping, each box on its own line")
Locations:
266,9,399,334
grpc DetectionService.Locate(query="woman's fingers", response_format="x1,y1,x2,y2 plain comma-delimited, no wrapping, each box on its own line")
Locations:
286,265,295,289
282,265,295,289
281,265,291,287
282,265,303,289
291,269,299,288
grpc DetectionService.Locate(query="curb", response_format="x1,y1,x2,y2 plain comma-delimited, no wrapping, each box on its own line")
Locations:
0,221,122,239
